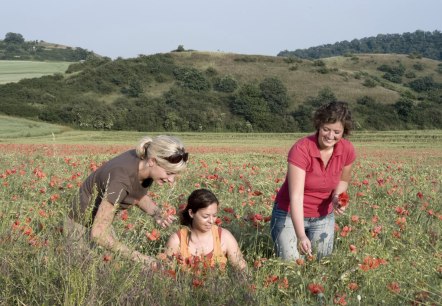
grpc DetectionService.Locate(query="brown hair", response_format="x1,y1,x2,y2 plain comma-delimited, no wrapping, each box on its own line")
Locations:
180,189,219,226
313,101,353,137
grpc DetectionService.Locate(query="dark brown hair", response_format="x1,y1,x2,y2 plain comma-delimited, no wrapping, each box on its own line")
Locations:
313,101,354,137
180,189,219,226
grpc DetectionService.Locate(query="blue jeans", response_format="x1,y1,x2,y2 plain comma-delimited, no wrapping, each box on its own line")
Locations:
270,203,335,260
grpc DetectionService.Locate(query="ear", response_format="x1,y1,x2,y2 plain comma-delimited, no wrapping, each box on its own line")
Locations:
147,158,156,167
188,209,194,219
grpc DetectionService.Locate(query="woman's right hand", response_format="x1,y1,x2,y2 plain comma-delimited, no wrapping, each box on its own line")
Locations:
298,235,312,257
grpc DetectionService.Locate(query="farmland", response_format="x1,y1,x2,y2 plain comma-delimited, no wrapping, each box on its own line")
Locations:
0,60,70,84
0,130,441,305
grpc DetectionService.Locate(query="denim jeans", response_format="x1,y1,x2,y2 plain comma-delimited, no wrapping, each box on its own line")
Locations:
270,203,335,260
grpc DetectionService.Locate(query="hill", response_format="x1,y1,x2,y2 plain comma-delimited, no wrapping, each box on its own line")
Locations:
278,30,442,60
0,32,97,62
0,50,441,132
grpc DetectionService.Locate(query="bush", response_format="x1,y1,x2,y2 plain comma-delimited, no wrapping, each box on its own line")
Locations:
174,67,210,91
213,75,238,93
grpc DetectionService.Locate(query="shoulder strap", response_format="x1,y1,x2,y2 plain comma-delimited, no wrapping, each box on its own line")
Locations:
179,227,190,258
211,225,227,264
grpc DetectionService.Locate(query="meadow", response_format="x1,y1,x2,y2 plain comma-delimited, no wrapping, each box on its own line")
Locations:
0,60,70,84
0,130,441,305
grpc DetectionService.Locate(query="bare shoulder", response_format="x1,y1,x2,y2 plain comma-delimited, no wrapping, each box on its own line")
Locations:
220,227,238,244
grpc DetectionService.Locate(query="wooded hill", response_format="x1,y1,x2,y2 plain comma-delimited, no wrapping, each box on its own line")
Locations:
0,32,95,62
279,30,442,60
0,33,441,132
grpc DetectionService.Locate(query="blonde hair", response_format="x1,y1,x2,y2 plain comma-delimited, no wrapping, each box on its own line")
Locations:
135,135,188,173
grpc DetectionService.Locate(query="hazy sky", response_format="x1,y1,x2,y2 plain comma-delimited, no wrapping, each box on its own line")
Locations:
1,0,441,59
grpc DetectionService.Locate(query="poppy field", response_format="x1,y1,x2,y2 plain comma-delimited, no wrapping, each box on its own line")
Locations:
0,133,441,305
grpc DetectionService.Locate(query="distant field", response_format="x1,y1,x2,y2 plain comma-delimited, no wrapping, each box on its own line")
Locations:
0,115,69,138
1,115,441,150
0,60,71,84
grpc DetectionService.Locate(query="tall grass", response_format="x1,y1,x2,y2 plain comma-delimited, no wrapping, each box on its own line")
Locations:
0,133,441,305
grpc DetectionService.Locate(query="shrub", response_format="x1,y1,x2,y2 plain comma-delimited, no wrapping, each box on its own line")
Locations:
213,75,238,93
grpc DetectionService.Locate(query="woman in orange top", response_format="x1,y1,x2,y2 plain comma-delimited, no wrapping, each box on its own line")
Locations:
165,188,247,271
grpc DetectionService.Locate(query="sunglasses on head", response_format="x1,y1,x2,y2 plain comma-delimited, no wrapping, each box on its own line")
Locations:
163,150,189,164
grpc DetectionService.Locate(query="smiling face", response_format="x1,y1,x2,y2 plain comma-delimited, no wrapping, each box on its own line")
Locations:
140,158,177,186
189,203,218,232
317,121,344,150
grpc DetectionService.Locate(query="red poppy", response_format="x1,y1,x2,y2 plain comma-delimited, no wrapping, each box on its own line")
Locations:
348,282,359,291
146,229,160,241
387,282,400,294
308,283,324,294
338,192,349,208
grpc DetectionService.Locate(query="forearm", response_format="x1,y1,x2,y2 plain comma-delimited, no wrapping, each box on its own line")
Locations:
333,181,349,197
136,195,160,216
290,200,307,239
93,232,154,263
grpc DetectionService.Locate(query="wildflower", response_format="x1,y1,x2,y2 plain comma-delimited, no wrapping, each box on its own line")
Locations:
349,244,357,253
146,229,160,241
120,210,129,221
308,283,324,294
103,254,112,262
333,293,347,305
264,274,279,287
192,278,204,288
278,277,289,289
338,192,349,208
340,226,351,237
348,282,359,291
387,282,400,294
296,258,305,265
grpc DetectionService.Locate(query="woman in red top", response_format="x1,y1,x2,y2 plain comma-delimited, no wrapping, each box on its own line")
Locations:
270,101,356,260
165,189,247,271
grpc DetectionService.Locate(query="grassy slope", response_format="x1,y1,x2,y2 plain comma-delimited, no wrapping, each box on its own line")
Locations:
0,60,71,84
0,115,70,139
167,52,442,109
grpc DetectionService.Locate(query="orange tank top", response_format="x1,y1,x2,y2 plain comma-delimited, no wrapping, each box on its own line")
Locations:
178,225,228,270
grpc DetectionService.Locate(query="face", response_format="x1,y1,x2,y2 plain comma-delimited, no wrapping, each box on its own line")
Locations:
149,160,177,186
189,203,218,232
317,121,344,150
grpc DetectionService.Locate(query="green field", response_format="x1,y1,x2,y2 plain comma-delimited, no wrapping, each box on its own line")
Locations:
0,60,71,84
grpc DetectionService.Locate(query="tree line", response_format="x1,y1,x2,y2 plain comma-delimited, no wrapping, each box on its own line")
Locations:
278,30,442,60
0,32,94,61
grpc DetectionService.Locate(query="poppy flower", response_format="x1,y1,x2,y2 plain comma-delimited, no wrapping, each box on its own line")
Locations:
146,229,160,241
308,283,324,294
338,192,349,208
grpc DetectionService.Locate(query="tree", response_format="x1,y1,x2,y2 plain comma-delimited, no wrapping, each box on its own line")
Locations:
259,77,289,115
4,32,25,44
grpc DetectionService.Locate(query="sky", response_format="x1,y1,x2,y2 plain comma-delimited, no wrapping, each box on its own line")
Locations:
1,0,441,59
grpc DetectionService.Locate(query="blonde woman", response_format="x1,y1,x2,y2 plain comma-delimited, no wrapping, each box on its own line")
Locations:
66,135,189,267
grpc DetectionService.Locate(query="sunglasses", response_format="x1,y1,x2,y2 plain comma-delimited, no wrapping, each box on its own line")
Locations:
163,151,189,164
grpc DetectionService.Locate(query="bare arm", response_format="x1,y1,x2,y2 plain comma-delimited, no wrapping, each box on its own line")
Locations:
164,233,180,257
332,163,353,215
223,229,247,271
135,195,176,227
287,163,311,256
90,199,157,266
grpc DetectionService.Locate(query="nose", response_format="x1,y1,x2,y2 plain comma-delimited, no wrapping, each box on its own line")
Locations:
208,216,214,224
167,174,176,183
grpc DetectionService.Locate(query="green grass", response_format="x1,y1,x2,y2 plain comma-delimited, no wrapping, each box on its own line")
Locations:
0,115,70,139
0,137,440,305
0,60,71,84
